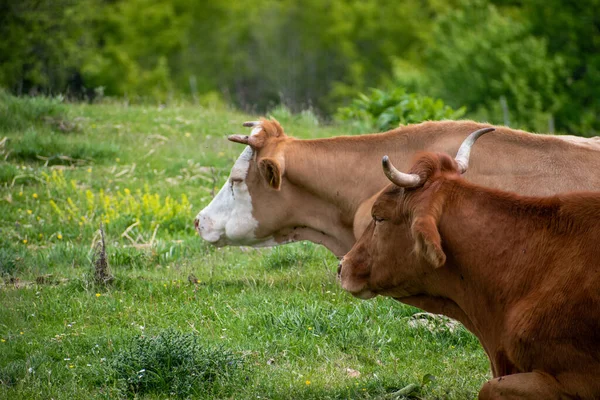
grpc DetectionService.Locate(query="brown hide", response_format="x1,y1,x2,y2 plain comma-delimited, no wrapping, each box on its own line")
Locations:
206,119,600,257
339,151,600,399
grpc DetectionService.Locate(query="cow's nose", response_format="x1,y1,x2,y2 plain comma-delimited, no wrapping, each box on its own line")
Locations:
337,259,343,278
194,217,200,230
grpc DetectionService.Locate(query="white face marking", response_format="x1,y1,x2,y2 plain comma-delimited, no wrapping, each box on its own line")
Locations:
250,125,262,136
196,146,268,246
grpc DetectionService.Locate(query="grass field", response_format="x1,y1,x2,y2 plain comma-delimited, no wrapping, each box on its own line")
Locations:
0,93,489,399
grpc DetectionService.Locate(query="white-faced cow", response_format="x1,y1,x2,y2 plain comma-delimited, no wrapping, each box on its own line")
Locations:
338,128,600,399
195,118,600,256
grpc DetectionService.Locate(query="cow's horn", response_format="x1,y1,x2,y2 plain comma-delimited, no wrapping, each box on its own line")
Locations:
228,134,250,145
454,127,495,174
242,121,260,127
382,156,422,188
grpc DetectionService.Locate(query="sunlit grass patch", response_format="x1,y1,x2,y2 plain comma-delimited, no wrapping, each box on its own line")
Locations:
0,90,71,134
261,243,324,270
0,99,490,399
8,129,118,165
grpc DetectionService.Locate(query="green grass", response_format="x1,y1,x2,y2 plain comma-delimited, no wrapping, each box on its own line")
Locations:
0,94,489,399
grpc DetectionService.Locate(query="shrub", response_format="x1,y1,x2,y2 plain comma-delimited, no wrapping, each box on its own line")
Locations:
107,329,244,398
336,88,466,132
419,0,565,133
0,90,71,133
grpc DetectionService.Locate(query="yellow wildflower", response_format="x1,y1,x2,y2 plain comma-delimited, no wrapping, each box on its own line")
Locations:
39,233,43,238
22,239,27,244
32,193,38,199
305,380,311,385
20,332,23,335
96,293,101,297
57,233,63,240
19,191,23,196
1,339,5,342
26,209,32,214
185,132,191,137
87,168,92,173
116,158,120,162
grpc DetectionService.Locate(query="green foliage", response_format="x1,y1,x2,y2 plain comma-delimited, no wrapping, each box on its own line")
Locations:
262,243,320,270
336,88,466,132
0,1,97,96
1,0,598,135
518,0,600,135
8,130,116,165
0,102,489,399
80,0,187,101
0,89,70,133
0,246,24,277
413,0,565,133
107,329,244,398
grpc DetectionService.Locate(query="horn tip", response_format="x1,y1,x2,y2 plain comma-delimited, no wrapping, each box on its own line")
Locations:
382,155,390,164
228,134,249,142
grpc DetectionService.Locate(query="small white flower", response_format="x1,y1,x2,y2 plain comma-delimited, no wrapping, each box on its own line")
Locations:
28,367,33,373
64,358,70,361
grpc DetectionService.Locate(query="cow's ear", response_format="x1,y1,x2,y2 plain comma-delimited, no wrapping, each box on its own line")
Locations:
259,157,283,190
412,216,446,268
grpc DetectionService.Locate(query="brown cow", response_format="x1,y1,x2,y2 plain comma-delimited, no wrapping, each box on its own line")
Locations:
338,128,600,399
194,119,600,257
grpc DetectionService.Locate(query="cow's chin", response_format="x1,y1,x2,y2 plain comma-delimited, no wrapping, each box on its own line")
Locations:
341,280,378,299
202,234,285,249
351,289,378,300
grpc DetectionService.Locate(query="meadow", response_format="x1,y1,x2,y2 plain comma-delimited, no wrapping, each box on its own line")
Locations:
0,93,489,399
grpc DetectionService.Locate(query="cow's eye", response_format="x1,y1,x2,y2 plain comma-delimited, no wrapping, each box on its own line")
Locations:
373,216,385,223
230,178,243,185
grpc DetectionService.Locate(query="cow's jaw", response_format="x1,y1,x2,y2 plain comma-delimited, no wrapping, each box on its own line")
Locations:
196,146,269,247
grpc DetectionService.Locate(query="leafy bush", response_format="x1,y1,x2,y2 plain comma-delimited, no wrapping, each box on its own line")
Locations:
0,89,71,133
43,169,191,233
107,329,244,398
336,88,466,132
8,130,116,165
0,246,25,277
418,0,565,133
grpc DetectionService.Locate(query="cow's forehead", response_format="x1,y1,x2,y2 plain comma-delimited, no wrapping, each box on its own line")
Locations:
229,146,254,181
248,122,262,136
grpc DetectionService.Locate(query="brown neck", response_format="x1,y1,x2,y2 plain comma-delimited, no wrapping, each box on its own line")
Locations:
277,123,481,255
274,120,600,256
424,182,559,368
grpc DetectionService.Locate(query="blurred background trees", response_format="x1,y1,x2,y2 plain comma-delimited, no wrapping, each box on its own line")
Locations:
0,0,598,135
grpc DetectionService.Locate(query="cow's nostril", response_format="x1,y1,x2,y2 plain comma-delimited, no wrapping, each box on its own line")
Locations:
194,218,199,230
